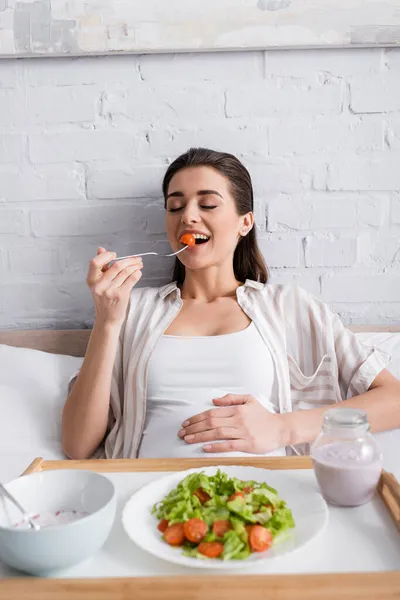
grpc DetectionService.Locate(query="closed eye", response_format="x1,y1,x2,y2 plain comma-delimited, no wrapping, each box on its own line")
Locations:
168,206,217,213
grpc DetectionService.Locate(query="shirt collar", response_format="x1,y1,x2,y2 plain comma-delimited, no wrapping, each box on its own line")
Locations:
158,281,180,299
158,279,264,300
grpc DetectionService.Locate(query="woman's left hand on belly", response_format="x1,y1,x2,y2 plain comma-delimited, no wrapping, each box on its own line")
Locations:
178,394,288,454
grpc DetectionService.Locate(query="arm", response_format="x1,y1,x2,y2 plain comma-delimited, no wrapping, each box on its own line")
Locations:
61,246,143,460
281,369,400,448
178,371,400,454
62,322,121,460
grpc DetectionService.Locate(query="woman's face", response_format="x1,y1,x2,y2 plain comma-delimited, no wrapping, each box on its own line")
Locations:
165,166,253,273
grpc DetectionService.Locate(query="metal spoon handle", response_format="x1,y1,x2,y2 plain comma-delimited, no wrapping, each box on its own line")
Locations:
0,483,40,530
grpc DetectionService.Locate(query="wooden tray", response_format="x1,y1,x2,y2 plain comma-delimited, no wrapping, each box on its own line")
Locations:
1,456,399,600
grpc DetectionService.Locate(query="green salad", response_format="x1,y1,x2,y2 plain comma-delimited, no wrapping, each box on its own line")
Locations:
152,469,295,560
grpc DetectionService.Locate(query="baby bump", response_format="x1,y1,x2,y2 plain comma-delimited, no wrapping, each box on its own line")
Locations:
138,404,285,459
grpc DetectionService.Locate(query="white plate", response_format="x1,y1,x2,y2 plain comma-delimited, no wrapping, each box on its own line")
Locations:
121,465,329,570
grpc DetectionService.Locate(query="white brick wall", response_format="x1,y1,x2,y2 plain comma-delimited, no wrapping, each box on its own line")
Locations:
0,49,399,329
0,164,85,201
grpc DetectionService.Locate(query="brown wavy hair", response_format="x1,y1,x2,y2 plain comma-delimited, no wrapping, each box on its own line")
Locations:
162,147,268,286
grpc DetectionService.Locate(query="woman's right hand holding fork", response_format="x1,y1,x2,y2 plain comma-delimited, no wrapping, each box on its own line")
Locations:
86,247,143,329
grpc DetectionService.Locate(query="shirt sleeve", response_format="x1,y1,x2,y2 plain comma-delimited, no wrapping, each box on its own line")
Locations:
330,310,390,399
65,326,125,459
298,287,391,399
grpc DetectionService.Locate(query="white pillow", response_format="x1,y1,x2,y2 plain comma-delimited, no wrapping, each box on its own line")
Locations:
0,344,83,483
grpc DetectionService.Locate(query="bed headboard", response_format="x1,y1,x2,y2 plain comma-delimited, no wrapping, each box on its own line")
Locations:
1,326,400,357
0,330,91,357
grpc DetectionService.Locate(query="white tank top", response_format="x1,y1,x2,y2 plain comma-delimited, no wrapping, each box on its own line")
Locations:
138,322,285,458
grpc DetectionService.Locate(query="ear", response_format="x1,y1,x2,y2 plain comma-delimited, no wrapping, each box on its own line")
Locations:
239,212,254,237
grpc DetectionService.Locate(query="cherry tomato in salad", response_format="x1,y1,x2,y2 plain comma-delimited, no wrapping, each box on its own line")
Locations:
193,487,211,505
228,492,245,502
248,525,273,552
157,518,169,533
164,523,185,546
212,520,232,538
198,541,224,558
183,518,208,543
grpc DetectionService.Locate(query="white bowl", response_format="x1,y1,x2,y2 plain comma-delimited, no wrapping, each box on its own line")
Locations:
0,470,116,575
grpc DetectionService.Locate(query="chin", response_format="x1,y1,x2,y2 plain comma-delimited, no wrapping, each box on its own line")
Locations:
180,261,220,274
180,259,209,270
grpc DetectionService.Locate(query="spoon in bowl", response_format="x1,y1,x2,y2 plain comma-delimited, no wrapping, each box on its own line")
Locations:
0,483,40,531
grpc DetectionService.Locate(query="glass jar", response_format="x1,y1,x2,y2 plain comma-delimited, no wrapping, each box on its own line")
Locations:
310,408,382,507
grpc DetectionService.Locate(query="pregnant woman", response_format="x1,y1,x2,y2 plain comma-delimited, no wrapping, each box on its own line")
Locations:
62,147,400,460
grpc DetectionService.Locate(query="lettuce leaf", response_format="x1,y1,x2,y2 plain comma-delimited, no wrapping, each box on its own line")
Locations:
227,497,258,523
254,508,273,524
268,508,295,537
222,530,246,560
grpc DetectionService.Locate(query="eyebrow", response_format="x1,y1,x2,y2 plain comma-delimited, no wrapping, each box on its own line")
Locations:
166,189,223,200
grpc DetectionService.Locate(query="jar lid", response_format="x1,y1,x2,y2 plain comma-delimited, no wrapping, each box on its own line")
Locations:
323,407,369,430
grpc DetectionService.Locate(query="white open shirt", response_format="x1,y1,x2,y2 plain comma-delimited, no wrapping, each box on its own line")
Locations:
69,280,388,459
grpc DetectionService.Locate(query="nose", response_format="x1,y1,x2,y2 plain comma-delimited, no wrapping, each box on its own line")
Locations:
181,202,200,225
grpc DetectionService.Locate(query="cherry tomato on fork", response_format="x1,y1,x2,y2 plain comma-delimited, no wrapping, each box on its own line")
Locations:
179,233,196,247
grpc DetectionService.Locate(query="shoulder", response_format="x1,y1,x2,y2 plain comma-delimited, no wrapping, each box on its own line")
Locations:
128,283,170,311
252,281,318,308
130,284,162,302
252,281,334,324
122,283,170,338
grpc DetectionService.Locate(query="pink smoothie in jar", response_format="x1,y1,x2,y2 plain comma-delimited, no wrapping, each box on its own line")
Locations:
311,408,382,507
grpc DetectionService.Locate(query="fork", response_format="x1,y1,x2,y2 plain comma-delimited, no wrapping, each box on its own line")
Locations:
108,245,188,267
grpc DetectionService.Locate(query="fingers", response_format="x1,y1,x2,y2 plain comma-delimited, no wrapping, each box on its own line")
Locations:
106,256,143,277
180,427,240,445
87,249,117,285
212,394,252,407
102,255,143,275
107,262,143,288
203,440,251,453
93,257,143,291
120,266,143,292
181,407,236,427
179,417,236,438
92,249,117,268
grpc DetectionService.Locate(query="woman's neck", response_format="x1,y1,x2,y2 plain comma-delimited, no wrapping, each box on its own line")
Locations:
180,269,242,302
